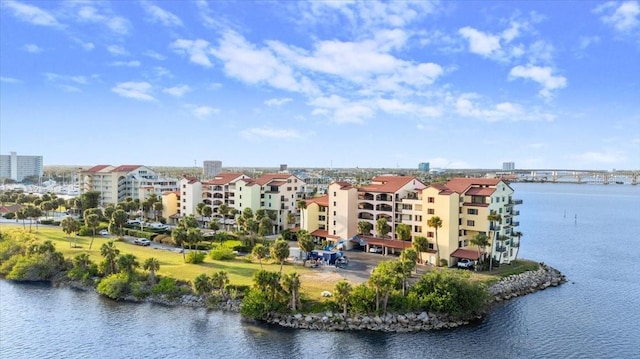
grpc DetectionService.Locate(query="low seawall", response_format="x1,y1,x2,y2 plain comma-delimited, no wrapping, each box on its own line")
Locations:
265,263,567,332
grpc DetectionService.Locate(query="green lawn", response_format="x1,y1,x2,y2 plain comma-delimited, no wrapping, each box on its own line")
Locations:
0,224,333,299
471,259,540,284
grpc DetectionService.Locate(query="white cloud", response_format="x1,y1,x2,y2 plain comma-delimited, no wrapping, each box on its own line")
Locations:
23,44,42,53
107,45,128,56
458,27,501,57
3,0,60,27
141,1,183,27
509,64,567,99
0,76,22,84
162,85,191,97
211,31,313,94
455,93,537,122
191,106,219,119
44,73,88,85
240,127,303,140
110,60,141,67
171,39,213,67
76,5,130,35
81,41,95,51
594,1,640,33
144,50,166,60
154,66,172,78
264,98,293,107
58,84,81,93
111,82,156,101
309,95,374,124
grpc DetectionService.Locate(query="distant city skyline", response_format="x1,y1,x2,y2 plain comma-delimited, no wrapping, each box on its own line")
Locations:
1,1,639,170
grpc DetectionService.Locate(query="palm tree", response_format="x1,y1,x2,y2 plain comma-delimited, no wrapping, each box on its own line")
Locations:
85,213,100,250
296,200,307,229
143,257,160,285
281,272,301,311
296,230,314,267
470,233,489,265
487,210,502,271
211,270,229,297
270,239,290,274
427,216,443,266
193,273,213,296
334,280,353,317
16,208,27,230
286,212,295,229
61,216,80,248
117,254,139,276
412,236,429,264
100,241,120,275
376,218,391,238
512,231,523,261
111,209,128,236
395,223,411,246
252,244,268,269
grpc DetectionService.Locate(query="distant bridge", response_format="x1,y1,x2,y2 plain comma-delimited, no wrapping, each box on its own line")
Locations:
511,169,639,185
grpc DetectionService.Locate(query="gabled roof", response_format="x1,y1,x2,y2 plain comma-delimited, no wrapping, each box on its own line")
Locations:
204,173,248,185
255,173,296,186
83,165,112,173
444,178,503,194
181,175,200,184
358,176,421,193
111,165,143,172
306,195,328,207
162,190,180,196
466,187,496,196
331,181,354,190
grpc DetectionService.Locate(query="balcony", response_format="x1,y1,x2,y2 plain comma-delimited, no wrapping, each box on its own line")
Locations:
512,221,520,227
512,210,520,216
489,224,501,231
359,193,375,201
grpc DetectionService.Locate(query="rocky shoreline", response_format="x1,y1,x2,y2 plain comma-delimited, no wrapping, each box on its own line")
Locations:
57,262,566,333
263,263,567,332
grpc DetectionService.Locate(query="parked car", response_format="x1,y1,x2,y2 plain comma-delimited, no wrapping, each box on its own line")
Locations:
457,259,475,269
134,238,151,246
99,229,110,236
369,246,383,253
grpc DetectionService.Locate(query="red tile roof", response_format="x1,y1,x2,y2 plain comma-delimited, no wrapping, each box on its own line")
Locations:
83,165,111,173
254,173,295,186
161,191,179,196
444,178,501,194
450,248,481,260
0,204,23,213
466,187,496,196
206,173,248,185
359,176,422,193
111,165,142,172
310,229,329,238
182,175,199,184
361,236,412,249
306,195,329,207
332,181,353,189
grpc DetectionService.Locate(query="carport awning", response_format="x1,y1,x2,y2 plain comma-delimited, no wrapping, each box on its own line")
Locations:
450,248,481,260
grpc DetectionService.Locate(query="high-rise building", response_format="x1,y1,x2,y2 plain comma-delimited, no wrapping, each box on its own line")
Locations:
0,152,43,182
418,162,430,172
203,160,222,178
502,162,515,171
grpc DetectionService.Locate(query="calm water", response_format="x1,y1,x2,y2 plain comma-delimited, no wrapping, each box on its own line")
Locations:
2,183,639,359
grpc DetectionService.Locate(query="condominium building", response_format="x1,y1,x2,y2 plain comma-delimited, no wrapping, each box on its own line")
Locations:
301,195,332,242
301,176,521,267
0,152,43,182
78,165,178,206
201,172,249,216
236,173,307,233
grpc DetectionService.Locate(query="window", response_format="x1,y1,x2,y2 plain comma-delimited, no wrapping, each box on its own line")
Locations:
414,225,422,232
182,206,186,209
428,197,435,203
467,220,475,226
333,211,337,216
333,201,337,206
333,192,337,196
427,232,434,238
467,208,478,215
427,208,435,215
333,220,336,225
415,215,422,221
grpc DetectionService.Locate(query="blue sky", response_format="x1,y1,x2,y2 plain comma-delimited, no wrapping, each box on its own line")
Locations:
1,0,639,170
